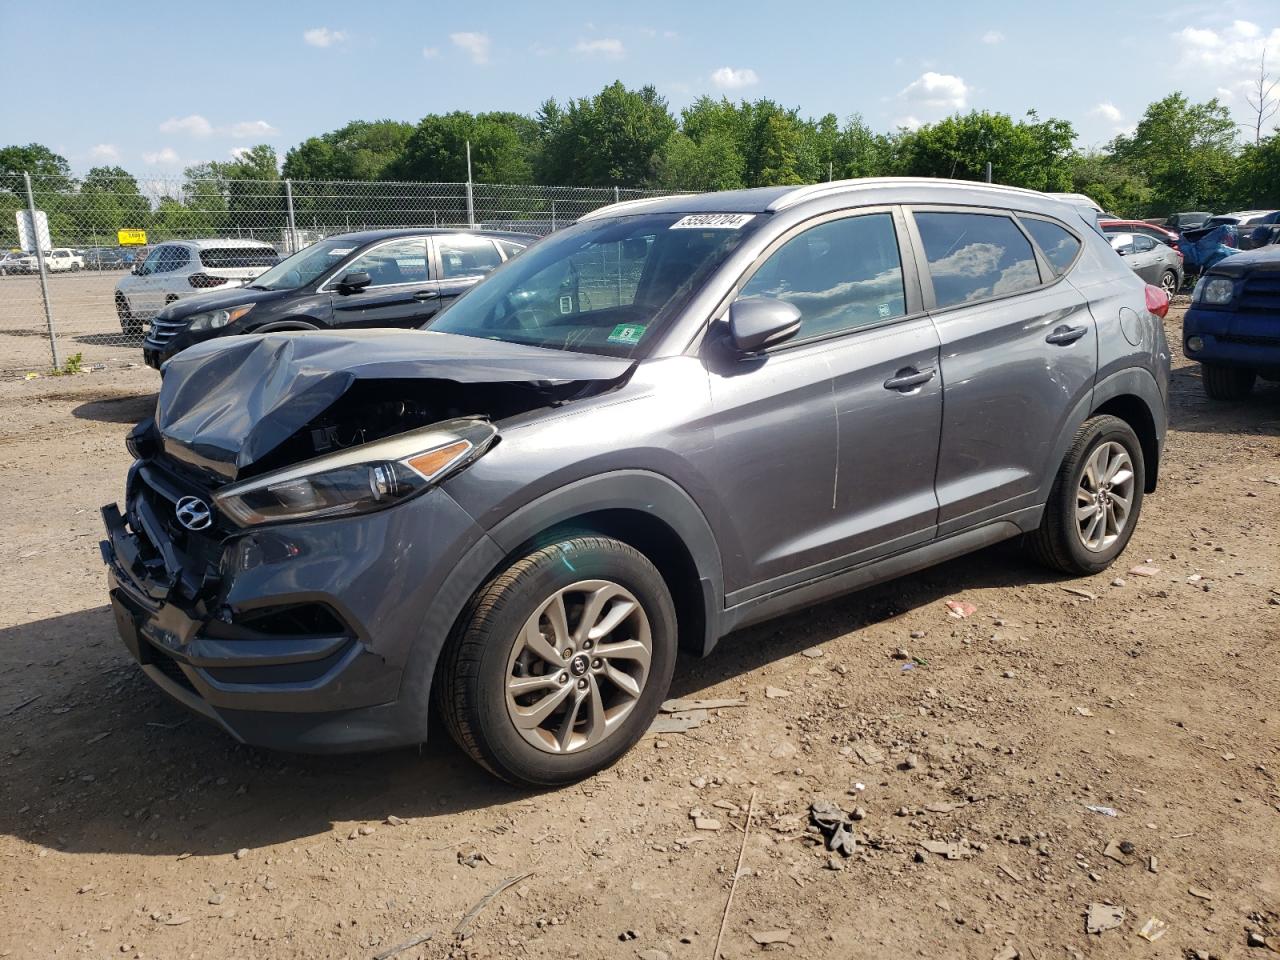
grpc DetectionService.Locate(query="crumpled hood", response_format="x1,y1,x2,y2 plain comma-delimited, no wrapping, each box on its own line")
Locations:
155,329,633,480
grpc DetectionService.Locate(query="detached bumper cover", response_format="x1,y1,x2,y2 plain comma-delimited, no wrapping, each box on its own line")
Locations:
100,466,490,752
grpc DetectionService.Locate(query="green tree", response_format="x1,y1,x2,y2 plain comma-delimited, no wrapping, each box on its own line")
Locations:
76,166,152,243
392,112,536,183
283,120,415,181
538,82,677,186
1232,131,1280,208
1067,152,1152,217
1109,93,1236,215
898,110,1076,191
0,143,73,188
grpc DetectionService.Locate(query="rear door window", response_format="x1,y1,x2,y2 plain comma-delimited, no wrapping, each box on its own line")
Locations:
738,212,907,340
343,237,430,287
438,236,504,279
1020,218,1081,276
914,211,1042,308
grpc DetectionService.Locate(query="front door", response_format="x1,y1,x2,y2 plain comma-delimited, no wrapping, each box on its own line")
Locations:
705,208,943,602
909,208,1098,534
330,237,441,329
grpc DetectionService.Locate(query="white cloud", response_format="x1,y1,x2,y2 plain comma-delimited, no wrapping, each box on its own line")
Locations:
142,147,180,167
900,71,969,110
227,119,278,138
451,31,491,64
1091,102,1123,123
710,66,759,90
229,146,251,161
894,115,923,131
303,27,345,48
1174,19,1280,72
88,144,119,162
574,37,625,58
422,46,439,59
159,114,213,137
981,30,1005,44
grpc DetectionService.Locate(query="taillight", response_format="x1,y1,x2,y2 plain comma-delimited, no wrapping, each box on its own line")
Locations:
1145,284,1170,318
188,272,229,288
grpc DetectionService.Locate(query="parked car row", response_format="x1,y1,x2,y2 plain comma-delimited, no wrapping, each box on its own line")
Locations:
127,230,533,366
101,178,1174,786
0,248,84,274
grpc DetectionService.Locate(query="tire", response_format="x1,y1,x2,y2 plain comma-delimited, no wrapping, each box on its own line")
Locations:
115,293,142,336
1201,363,1255,401
1027,414,1145,576
436,535,678,787
1159,269,1178,296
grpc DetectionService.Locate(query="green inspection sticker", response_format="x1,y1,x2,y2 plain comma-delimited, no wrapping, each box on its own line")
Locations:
607,323,646,345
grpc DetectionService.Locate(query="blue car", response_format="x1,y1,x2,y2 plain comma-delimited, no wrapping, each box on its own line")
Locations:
1183,244,1280,399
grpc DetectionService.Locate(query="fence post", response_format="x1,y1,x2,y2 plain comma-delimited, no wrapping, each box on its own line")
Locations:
23,172,60,370
284,179,299,253
465,141,476,228
614,185,620,204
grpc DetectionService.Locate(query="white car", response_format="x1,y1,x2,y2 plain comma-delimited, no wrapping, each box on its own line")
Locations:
114,239,279,333
3,248,83,273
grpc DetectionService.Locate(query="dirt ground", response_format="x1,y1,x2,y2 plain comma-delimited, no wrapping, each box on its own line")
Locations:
1,306,1277,960
0,271,145,374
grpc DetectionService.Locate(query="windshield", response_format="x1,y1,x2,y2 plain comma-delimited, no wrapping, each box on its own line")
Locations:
250,236,365,291
427,212,763,357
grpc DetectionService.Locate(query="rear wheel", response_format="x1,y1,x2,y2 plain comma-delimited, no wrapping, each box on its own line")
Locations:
1028,415,1144,576
115,293,142,336
1201,363,1255,401
1159,269,1178,296
436,536,677,787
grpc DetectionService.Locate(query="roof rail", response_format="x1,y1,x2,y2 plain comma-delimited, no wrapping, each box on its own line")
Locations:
578,194,693,223
767,176,1054,212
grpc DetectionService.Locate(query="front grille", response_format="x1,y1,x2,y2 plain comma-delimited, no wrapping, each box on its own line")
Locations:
130,462,229,587
145,318,188,346
148,646,198,694
1238,274,1280,313
1219,333,1280,347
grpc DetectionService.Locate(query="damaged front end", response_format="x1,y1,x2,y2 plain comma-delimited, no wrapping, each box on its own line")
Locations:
100,329,632,750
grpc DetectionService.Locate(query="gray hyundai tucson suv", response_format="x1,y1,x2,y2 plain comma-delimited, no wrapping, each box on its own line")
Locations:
101,178,1171,786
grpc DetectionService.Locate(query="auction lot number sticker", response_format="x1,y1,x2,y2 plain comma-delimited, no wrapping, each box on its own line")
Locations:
670,213,756,229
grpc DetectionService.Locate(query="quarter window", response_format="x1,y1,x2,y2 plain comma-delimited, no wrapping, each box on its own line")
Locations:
738,213,907,340
1021,218,1081,276
343,238,430,287
915,212,1042,308
439,236,504,279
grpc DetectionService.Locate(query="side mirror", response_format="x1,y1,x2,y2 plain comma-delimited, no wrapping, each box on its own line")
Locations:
131,263,142,275
337,271,372,294
728,297,802,353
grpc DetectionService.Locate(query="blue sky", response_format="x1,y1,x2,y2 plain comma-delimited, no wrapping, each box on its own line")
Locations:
3,0,1279,176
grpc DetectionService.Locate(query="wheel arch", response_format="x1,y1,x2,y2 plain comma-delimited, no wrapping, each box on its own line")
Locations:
1090,368,1166,492
248,317,322,333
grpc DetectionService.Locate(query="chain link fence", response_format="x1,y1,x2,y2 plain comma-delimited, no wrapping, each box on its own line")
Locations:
0,173,680,373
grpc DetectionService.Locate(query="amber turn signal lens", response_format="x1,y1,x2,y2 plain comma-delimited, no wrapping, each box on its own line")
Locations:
404,440,472,479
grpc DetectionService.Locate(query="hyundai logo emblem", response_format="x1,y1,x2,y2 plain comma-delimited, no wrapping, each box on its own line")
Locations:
175,495,213,531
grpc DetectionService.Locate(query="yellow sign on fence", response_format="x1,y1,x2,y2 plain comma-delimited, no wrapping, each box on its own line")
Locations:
117,229,147,246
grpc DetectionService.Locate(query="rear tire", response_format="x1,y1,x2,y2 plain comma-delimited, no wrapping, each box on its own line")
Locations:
436,536,677,787
1028,415,1145,576
115,293,142,336
1201,363,1255,401
1159,269,1178,296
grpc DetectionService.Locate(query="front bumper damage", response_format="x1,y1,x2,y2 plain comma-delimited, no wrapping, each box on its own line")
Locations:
100,459,489,752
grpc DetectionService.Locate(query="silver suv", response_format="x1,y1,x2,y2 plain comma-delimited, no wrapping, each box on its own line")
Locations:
101,178,1171,786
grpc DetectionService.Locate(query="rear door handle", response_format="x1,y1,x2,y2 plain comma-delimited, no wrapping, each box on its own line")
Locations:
883,367,936,391
1045,324,1088,345
413,289,439,301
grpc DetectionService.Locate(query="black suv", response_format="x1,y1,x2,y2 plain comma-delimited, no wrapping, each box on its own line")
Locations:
142,228,535,368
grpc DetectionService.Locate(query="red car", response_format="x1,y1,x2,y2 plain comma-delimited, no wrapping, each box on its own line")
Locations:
1099,219,1179,248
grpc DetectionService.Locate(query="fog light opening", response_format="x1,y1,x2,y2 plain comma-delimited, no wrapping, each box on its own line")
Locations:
1187,335,1204,353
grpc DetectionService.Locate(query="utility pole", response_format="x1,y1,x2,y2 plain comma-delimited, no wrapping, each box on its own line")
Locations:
465,140,476,228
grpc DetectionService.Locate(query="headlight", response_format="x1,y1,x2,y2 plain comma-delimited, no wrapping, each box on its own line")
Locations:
214,418,496,527
188,304,254,332
1198,277,1234,305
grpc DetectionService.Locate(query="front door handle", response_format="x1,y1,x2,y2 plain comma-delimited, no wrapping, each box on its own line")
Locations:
1045,324,1089,345
883,367,936,391
412,289,439,301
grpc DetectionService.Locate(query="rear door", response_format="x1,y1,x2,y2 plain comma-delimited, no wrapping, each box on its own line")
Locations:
329,236,440,329
908,207,1096,534
706,207,942,601
1129,235,1163,282
434,235,507,310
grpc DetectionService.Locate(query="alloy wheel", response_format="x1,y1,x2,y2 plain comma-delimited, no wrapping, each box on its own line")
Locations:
1075,441,1135,552
1160,271,1178,295
504,579,652,754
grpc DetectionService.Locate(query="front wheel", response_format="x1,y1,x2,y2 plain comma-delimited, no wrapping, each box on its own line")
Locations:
436,536,677,787
1201,363,1255,401
1028,415,1145,576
